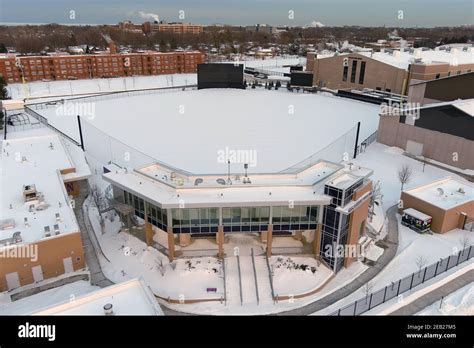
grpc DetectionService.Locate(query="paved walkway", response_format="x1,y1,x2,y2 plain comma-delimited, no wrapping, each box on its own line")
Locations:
390,269,474,315
73,181,114,288
276,204,399,315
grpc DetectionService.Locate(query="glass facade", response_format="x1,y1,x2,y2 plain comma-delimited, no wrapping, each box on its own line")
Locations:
124,191,168,231
121,189,320,237
171,207,219,233
321,179,363,271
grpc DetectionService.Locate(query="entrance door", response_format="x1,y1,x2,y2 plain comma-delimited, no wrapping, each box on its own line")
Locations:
5,272,20,290
32,265,44,283
63,257,74,273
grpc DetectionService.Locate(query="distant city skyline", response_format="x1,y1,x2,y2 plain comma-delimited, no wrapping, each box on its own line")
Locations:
0,0,472,27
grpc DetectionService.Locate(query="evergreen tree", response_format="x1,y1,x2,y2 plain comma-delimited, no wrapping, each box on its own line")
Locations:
0,43,7,53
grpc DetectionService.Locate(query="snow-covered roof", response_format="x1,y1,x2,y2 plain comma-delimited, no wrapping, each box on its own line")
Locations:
404,177,474,210
103,160,372,208
325,173,362,190
357,46,474,70
403,208,432,221
0,133,91,246
315,46,474,70
34,278,163,315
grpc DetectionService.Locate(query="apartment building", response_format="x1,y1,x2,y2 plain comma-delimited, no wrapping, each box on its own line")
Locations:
0,51,205,83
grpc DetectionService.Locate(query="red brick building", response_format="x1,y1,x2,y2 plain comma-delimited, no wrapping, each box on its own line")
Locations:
0,51,205,83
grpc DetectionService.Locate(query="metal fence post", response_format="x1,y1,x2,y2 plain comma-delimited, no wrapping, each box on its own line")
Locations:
353,301,357,315
434,261,439,276
396,280,401,296
422,267,427,283
456,251,462,266
383,286,387,302
409,273,415,290
368,293,373,309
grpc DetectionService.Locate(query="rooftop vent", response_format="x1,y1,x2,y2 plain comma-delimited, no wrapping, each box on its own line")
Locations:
194,178,203,186
437,188,444,196
457,187,466,194
216,178,226,185
103,303,114,315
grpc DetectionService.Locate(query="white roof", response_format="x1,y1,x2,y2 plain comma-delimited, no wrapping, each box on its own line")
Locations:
34,279,163,315
404,177,474,210
403,208,432,221
352,46,474,70
325,173,362,190
0,133,90,246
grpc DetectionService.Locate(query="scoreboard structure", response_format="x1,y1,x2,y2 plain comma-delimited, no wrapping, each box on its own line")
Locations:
197,63,245,89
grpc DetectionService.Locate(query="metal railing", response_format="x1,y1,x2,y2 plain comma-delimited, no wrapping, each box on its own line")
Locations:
265,255,276,302
330,245,474,315
251,248,260,305
222,257,227,305
23,106,81,147
356,130,378,155
236,255,243,305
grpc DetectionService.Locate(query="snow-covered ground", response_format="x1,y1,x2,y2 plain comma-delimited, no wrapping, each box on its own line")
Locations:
417,282,474,315
313,142,474,315
271,256,333,296
8,74,197,100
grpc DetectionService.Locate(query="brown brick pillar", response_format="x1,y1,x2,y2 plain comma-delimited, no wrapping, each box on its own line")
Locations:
457,212,467,230
145,221,154,246
266,224,273,257
217,225,224,259
167,226,175,261
313,224,322,255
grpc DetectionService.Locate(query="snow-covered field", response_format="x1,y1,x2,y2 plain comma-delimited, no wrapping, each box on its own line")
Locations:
417,283,474,315
33,88,379,174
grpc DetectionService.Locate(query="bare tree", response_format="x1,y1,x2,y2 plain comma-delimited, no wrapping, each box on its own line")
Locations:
90,184,106,222
459,235,472,253
415,255,428,275
369,180,382,222
364,281,373,303
398,164,412,191
156,258,166,276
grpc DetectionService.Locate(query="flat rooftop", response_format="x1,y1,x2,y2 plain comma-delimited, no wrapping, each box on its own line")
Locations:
359,46,474,69
103,160,372,208
36,88,380,174
404,177,474,210
0,133,90,246
34,278,163,315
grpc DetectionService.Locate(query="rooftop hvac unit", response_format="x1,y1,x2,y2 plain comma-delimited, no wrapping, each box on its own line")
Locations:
23,184,38,202
437,188,444,196
457,187,466,194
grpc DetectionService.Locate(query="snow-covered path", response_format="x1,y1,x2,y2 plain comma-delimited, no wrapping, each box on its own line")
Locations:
239,256,258,304
254,256,274,304
225,257,242,305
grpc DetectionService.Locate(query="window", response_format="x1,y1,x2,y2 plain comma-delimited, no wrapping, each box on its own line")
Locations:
350,60,357,83
342,65,348,82
358,61,366,84
435,73,440,79
385,88,391,93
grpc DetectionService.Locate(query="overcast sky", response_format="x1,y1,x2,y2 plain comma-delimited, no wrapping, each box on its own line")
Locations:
0,0,472,27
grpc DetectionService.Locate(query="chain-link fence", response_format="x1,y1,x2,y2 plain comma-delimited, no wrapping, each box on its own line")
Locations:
330,245,474,315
